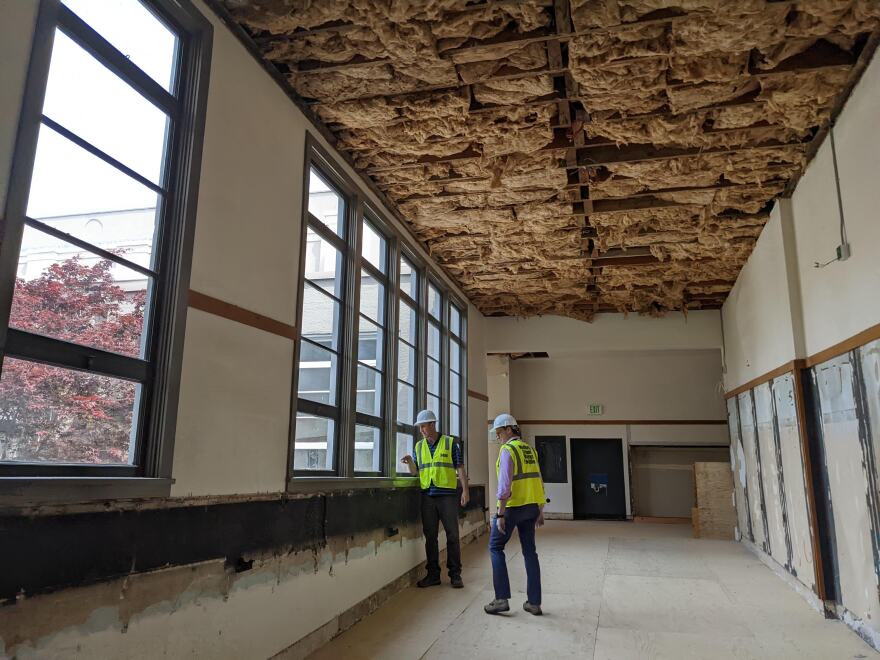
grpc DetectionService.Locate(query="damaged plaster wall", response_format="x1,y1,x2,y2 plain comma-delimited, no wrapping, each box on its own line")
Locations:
1,513,486,659
721,49,880,648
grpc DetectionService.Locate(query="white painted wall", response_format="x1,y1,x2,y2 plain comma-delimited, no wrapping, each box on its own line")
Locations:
466,302,488,484
720,49,880,648
484,309,722,354
791,54,880,358
509,349,725,421
722,204,799,390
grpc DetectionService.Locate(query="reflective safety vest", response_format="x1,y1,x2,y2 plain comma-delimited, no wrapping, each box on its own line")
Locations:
496,439,545,508
416,435,458,491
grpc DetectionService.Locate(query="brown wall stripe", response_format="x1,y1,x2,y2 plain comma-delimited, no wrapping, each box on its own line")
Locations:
725,321,880,399
803,321,880,368
188,290,297,341
467,390,489,403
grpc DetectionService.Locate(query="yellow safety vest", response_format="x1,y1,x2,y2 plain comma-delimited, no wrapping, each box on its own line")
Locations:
496,438,545,508
417,435,458,491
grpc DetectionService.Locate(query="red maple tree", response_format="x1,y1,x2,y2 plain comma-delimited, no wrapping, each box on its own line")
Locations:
0,257,145,464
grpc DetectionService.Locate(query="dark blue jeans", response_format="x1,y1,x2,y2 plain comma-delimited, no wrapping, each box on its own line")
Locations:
489,503,541,605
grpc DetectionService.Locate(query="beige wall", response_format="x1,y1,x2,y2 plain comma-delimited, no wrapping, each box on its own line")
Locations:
511,350,728,517
485,309,722,354
0,1,38,212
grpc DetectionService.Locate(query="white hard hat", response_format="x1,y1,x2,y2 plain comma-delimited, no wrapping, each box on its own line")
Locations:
415,409,437,425
492,413,518,430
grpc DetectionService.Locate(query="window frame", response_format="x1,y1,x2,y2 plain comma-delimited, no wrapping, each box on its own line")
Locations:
0,0,212,500
290,136,469,488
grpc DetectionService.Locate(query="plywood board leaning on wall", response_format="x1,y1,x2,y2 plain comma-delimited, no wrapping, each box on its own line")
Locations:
694,462,737,540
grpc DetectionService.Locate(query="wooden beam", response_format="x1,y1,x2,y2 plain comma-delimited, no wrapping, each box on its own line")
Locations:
783,29,880,197
575,139,806,168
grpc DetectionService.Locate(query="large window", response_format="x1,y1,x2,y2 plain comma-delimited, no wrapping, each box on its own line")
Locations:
448,302,466,441
294,169,347,474
292,142,467,482
0,0,210,490
395,254,420,473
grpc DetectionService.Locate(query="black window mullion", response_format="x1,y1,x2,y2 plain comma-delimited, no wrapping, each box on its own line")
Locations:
307,214,347,250
5,328,149,382
57,3,178,117
41,116,167,195
296,397,340,421
24,216,158,279
360,259,386,283
304,278,344,307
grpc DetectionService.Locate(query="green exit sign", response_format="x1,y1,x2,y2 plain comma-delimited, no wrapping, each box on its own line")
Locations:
588,404,603,416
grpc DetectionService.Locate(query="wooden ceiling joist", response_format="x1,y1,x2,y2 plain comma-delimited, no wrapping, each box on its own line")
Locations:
220,0,880,320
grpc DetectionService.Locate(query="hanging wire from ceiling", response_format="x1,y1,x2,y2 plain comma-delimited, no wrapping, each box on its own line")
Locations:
814,123,851,268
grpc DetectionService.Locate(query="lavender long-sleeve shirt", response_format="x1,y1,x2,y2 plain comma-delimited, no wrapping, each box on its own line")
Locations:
496,442,515,502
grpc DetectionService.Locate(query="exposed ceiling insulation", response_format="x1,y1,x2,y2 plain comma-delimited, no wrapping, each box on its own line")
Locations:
219,0,880,319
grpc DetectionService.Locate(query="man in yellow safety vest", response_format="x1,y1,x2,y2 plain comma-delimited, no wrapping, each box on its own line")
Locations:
401,409,470,588
484,413,546,616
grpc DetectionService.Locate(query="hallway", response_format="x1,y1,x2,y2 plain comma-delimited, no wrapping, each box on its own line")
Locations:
307,521,875,660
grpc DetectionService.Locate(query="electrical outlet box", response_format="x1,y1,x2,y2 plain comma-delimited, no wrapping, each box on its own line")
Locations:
837,243,851,261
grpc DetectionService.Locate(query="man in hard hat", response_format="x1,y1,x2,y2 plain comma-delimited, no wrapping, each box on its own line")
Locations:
401,409,470,589
484,413,546,616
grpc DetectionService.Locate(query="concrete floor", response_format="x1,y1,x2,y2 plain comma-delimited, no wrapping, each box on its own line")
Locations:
307,521,876,660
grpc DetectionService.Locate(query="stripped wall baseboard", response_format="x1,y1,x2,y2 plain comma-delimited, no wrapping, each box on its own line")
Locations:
272,517,489,660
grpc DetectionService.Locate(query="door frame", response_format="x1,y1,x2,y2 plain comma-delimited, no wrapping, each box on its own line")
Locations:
570,437,627,520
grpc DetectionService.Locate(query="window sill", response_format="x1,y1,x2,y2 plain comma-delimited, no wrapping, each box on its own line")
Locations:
286,476,419,494
0,477,173,510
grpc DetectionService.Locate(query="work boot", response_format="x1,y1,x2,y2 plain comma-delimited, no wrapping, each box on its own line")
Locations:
417,575,441,588
450,576,464,589
484,598,510,615
523,601,543,616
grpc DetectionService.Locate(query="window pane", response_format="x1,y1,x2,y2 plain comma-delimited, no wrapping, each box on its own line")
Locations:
43,30,170,185
356,364,382,417
450,305,462,337
428,323,441,360
397,340,415,385
308,169,345,238
294,413,335,471
450,371,461,405
0,357,138,464
362,220,386,273
398,299,417,344
427,394,441,426
450,340,461,373
359,269,385,326
304,231,343,299
427,357,440,395
297,340,338,406
11,226,152,358
358,316,384,368
61,0,178,92
450,403,461,437
400,255,418,299
354,425,381,473
301,284,341,351
26,123,160,231
428,283,441,319
396,431,415,474
397,381,414,425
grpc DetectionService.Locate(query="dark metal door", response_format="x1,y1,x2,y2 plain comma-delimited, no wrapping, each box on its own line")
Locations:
571,438,627,519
